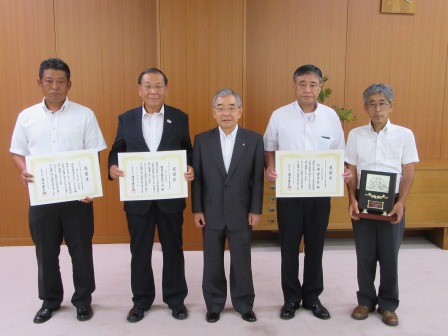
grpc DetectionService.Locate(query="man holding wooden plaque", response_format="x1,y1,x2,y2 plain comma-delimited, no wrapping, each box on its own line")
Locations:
345,83,419,326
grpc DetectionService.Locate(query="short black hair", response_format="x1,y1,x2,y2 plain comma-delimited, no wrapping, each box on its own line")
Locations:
39,58,71,81
138,68,168,85
293,64,323,83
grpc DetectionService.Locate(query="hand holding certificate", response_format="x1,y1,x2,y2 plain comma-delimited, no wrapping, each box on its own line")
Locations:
275,150,344,197
118,150,188,201
25,149,103,206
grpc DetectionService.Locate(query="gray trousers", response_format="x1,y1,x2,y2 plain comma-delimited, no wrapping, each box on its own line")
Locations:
352,212,405,312
202,225,254,314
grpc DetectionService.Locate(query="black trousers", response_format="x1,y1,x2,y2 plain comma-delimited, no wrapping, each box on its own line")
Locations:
352,213,405,311
277,197,330,306
126,203,188,309
29,201,95,309
202,225,254,314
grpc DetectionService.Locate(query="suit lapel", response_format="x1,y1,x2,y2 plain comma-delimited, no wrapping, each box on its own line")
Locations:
226,128,246,180
157,105,174,151
133,107,149,151
209,128,227,178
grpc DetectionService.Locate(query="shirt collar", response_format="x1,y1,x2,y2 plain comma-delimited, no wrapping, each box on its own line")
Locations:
294,101,318,120
41,97,70,113
142,103,165,118
218,125,238,139
368,119,392,133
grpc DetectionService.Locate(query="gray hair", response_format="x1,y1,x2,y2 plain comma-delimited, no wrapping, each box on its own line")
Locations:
212,88,242,108
363,83,394,105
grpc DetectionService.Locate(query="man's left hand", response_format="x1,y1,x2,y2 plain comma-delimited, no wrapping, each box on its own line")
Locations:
388,201,404,224
79,197,94,204
184,165,194,181
343,166,353,184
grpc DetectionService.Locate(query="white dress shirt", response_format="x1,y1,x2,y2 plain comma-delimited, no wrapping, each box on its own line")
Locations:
142,104,164,152
10,98,107,156
218,125,238,173
344,120,419,192
264,101,345,151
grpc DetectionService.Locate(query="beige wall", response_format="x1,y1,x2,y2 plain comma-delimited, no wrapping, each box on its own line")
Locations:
1,0,447,249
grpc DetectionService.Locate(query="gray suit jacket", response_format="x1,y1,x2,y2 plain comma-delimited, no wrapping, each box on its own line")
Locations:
191,127,264,231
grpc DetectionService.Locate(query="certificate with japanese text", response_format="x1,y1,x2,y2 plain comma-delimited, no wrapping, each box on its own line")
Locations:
25,149,103,206
275,150,344,197
118,150,188,201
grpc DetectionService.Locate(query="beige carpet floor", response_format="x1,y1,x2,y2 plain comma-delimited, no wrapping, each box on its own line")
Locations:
0,237,446,336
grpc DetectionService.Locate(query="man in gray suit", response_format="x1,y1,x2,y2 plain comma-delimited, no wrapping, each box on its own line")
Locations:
192,89,264,323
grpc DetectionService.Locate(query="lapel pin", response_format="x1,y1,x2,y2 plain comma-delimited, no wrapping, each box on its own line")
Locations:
167,119,172,123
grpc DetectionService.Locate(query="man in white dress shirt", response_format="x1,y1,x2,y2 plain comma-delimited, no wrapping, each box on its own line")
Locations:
264,64,352,320
10,58,107,323
345,83,419,326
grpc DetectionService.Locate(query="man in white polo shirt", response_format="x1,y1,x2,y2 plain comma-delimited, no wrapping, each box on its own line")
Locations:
10,58,107,323
345,83,419,326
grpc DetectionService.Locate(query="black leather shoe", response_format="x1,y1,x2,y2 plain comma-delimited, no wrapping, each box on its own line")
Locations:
170,304,188,320
76,306,93,321
302,302,331,320
241,310,257,322
33,307,60,324
127,306,149,323
206,311,220,323
280,302,300,320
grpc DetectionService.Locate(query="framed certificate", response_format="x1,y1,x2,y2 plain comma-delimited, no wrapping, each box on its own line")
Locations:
118,150,188,201
275,150,344,197
25,149,103,206
358,170,398,221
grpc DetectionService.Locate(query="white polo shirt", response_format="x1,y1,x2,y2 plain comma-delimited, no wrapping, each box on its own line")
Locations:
10,98,107,156
264,101,345,151
344,120,419,192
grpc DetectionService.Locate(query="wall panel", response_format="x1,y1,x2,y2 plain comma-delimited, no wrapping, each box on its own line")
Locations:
159,0,245,249
245,0,349,135
0,0,56,244
344,0,448,160
2,0,447,247
54,0,158,243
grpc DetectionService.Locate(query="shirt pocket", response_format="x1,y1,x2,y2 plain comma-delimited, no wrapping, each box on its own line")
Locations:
317,135,332,150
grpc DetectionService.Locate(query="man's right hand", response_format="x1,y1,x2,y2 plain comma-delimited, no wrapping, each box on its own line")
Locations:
109,164,125,180
348,200,360,221
265,166,277,182
21,170,34,186
193,213,206,228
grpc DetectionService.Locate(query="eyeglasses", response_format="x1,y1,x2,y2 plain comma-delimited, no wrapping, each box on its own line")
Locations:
214,106,239,113
367,102,390,110
140,84,166,92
